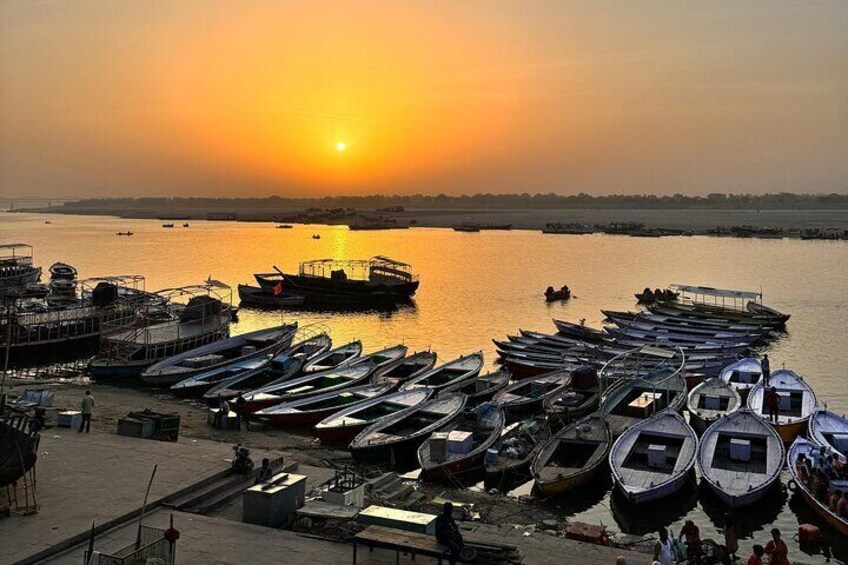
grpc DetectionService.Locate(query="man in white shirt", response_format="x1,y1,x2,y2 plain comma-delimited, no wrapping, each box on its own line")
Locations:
79,390,95,433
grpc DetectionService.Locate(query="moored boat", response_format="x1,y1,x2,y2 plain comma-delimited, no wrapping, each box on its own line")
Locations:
372,350,437,385
254,383,393,427
237,284,306,308
418,403,505,481
0,244,42,290
747,369,817,442
719,358,763,402
350,393,467,468
543,366,600,424
399,352,484,393
243,364,373,414
314,388,433,445
698,408,784,508
687,378,742,435
493,370,571,422
348,344,408,373
609,410,697,504
485,415,555,485
532,413,611,496
142,324,297,387
49,262,77,281
170,355,272,399
302,340,363,373
808,409,848,455
787,437,848,536
441,369,511,404
599,369,688,438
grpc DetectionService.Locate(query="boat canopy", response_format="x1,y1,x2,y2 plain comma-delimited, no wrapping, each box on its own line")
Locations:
299,256,416,282
671,284,761,307
0,244,34,265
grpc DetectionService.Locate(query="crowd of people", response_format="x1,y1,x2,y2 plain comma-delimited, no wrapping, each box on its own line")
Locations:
795,446,848,518
648,523,791,565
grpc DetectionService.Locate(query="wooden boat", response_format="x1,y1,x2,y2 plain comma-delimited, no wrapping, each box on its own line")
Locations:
552,319,608,343
452,223,481,232
493,371,571,422
719,358,762,402
532,414,611,496
634,289,679,303
441,369,511,404
485,415,555,484
243,364,373,414
141,324,297,387
687,378,742,435
543,384,600,425
648,302,788,328
116,231,134,236
162,223,174,228
602,309,769,335
302,340,363,373
604,314,763,343
787,437,848,536
350,393,467,467
372,350,437,385
237,284,306,308
201,333,332,402
170,355,273,398
314,389,433,445
418,404,505,481
254,383,393,427
0,244,42,290
747,369,817,442
808,409,848,455
348,344,408,373
698,408,784,507
599,370,688,437
276,224,293,229
0,411,39,488
544,286,571,302
49,262,77,281
255,256,419,304
501,356,583,381
609,410,697,504
399,352,484,393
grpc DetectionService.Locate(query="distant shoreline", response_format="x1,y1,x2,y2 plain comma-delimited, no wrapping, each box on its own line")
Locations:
9,205,848,240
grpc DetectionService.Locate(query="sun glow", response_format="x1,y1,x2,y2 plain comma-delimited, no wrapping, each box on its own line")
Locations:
335,141,347,152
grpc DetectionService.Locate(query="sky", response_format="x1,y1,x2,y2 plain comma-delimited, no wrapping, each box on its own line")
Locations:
1,1,847,199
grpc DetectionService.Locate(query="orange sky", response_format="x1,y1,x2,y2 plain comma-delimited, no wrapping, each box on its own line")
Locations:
1,1,847,198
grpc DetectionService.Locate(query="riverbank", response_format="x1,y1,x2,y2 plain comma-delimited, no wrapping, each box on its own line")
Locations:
10,206,848,238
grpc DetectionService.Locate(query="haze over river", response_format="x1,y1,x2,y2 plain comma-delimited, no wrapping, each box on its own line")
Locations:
4,212,848,563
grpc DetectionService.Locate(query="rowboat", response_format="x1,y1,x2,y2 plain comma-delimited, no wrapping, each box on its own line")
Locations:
609,410,697,504
350,393,468,467
170,355,273,399
302,340,362,373
493,371,571,422
543,383,600,425
254,383,393,427
787,437,848,536
440,369,511,403
603,314,763,343
532,414,611,496
747,369,818,442
698,408,784,507
49,262,77,280
348,344,408,373
599,369,688,438
601,310,767,334
237,284,306,307
399,352,484,393
552,319,608,342
141,324,297,387
719,358,763,402
808,409,848,455
687,378,742,435
243,364,373,413
500,356,583,380
314,389,433,445
0,411,39,488
372,350,437,385
201,333,332,402
0,244,42,290
485,415,555,485
418,404,505,481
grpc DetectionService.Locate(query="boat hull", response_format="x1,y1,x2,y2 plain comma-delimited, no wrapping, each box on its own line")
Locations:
703,479,778,509
773,418,808,443
616,470,692,504
535,466,602,497
350,437,422,468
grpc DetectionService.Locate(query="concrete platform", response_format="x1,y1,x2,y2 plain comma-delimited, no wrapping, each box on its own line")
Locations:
0,428,283,564
43,508,653,565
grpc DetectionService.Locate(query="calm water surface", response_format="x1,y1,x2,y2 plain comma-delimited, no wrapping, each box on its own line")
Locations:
3,212,848,562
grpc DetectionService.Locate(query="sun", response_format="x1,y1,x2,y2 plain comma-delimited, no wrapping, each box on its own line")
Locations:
335,141,347,152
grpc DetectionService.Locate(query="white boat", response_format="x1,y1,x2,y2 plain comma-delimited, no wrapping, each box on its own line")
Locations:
347,344,408,372
399,352,484,392
302,341,362,373
609,410,697,504
687,378,742,435
787,437,848,537
747,369,817,442
243,364,373,413
719,358,762,401
808,408,848,456
698,408,784,507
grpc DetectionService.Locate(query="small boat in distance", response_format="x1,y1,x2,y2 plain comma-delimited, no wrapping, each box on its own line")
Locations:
312,234,321,239
116,231,134,236
635,288,679,304
609,410,697,504
545,285,571,302
183,223,189,227
276,224,294,229
162,223,174,228
698,408,785,508
747,369,817,442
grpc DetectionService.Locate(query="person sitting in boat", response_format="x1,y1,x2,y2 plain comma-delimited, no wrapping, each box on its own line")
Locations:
833,454,846,478
642,288,653,300
838,490,848,518
829,489,843,512
810,468,829,503
560,285,570,294
794,454,810,482
435,502,464,562
545,286,555,296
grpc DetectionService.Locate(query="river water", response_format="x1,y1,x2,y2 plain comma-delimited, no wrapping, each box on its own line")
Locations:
3,212,848,562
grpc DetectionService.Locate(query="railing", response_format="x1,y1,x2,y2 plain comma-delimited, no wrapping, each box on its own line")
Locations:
84,526,175,565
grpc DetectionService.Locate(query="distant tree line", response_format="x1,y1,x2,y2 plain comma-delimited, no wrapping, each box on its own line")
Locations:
61,192,848,211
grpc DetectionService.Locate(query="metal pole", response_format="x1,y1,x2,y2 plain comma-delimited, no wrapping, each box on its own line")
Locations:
1,298,15,398
136,464,158,549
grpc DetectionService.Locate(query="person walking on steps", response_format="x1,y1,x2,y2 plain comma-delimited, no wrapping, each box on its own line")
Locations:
79,390,95,433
